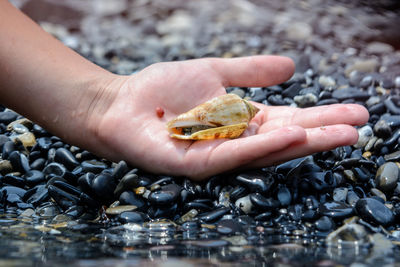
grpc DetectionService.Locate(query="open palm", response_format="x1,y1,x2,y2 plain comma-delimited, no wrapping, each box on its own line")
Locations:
94,56,369,180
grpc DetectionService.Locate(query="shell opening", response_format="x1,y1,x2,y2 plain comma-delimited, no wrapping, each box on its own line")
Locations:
174,125,214,136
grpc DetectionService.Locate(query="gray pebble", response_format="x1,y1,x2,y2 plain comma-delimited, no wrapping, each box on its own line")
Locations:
354,125,374,148
375,162,399,192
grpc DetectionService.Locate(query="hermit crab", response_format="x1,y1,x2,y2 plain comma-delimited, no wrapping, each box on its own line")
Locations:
166,94,260,140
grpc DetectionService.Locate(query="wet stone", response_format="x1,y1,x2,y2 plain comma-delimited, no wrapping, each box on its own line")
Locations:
43,162,66,179
217,219,243,235
354,125,374,148
0,160,13,175
236,171,274,194
23,170,45,187
235,195,253,214
119,191,146,211
355,198,394,226
315,216,334,232
375,162,399,192
148,183,181,206
374,120,392,138
8,151,30,173
55,147,80,170
199,207,230,223
106,205,137,215
113,173,140,197
332,87,370,101
36,137,52,151
249,193,279,211
81,160,108,173
318,201,354,219
118,211,147,224
0,111,18,124
333,187,348,202
91,173,116,203
384,150,400,161
111,160,129,181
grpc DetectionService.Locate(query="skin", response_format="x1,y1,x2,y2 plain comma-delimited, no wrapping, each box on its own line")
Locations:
0,1,369,180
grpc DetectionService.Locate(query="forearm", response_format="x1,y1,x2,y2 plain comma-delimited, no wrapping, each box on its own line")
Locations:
0,0,122,149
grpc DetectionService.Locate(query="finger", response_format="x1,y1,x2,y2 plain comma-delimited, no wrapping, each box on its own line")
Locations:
246,124,359,168
206,55,295,88
189,125,306,179
258,104,369,132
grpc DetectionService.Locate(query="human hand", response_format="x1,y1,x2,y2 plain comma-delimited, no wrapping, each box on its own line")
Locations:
89,56,369,180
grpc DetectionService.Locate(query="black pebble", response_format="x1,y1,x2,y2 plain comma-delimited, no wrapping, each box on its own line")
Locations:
355,198,394,226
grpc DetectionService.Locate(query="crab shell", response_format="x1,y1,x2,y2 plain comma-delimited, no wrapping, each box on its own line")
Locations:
166,94,260,140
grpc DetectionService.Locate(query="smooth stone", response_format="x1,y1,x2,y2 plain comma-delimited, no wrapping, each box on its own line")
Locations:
282,82,302,98
383,128,400,146
285,22,312,41
396,76,400,88
332,87,370,101
276,185,292,206
81,160,108,173
318,76,336,89
236,171,274,193
2,141,15,160
345,59,379,76
11,132,36,148
375,162,399,192
9,123,26,134
26,185,49,207
355,198,394,226
360,76,373,88
0,160,13,175
249,87,267,102
91,173,116,202
370,188,386,202
267,94,286,105
318,201,354,219
235,195,253,214
384,97,400,115
30,158,46,171
198,207,230,223
366,42,394,54
1,185,26,197
37,137,52,151
43,162,66,178
333,187,348,202
55,148,80,170
249,193,279,211
148,183,181,206
230,88,246,98
111,160,129,181
0,111,18,124
315,216,335,232
374,120,392,138
364,136,378,151
354,125,374,148
288,204,303,221
48,185,79,210
8,151,30,173
0,134,10,149
119,191,146,211
384,150,400,161
106,205,137,215
77,172,95,193
326,223,369,244
118,211,147,224
113,173,141,197
346,190,360,206
1,174,25,188
183,201,212,213
316,98,339,106
294,93,318,107
217,219,243,235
